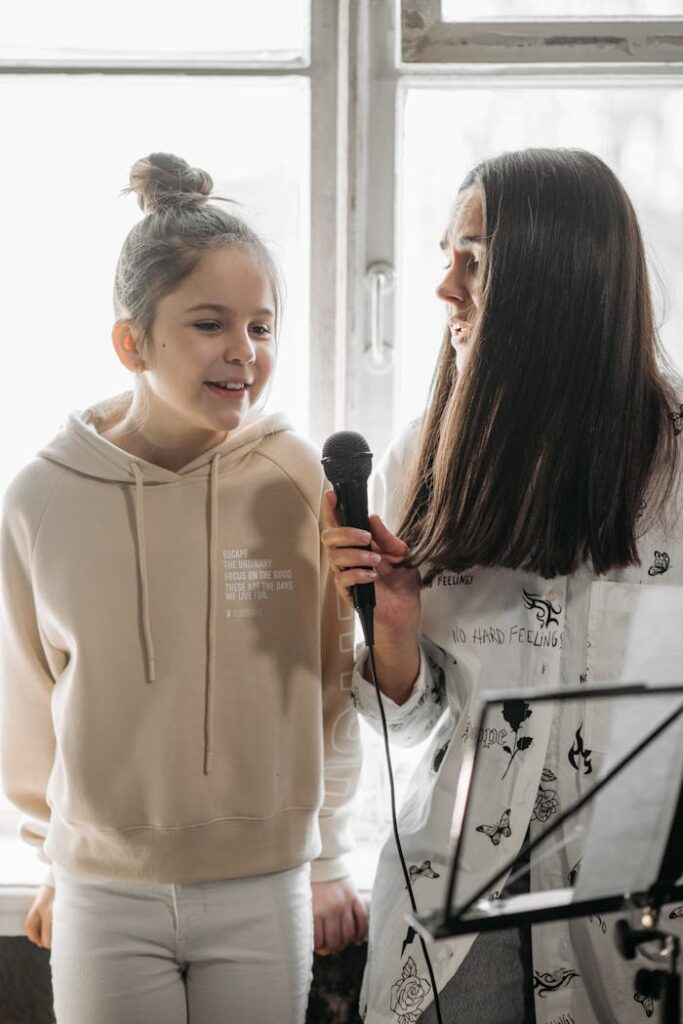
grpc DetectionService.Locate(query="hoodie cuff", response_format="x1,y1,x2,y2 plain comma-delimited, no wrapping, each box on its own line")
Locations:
310,856,351,884
42,866,55,889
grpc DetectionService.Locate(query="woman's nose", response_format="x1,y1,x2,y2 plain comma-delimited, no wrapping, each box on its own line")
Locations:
436,265,468,306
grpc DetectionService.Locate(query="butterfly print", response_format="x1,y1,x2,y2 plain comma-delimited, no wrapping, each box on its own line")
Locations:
541,767,557,783
533,968,580,997
407,860,440,886
634,991,655,1018
648,551,670,577
476,808,512,846
568,723,593,775
522,588,562,629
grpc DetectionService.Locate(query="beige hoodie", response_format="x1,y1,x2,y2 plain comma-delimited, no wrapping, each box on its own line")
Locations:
0,395,361,884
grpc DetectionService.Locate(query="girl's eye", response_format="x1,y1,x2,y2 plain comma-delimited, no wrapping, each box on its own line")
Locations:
194,320,221,332
250,323,273,337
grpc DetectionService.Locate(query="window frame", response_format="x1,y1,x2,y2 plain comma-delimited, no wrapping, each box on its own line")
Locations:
402,0,683,65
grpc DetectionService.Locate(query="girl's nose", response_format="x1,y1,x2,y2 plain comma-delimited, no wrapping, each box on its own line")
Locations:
225,330,255,364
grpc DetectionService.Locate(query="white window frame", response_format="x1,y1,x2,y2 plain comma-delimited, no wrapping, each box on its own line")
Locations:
402,0,683,65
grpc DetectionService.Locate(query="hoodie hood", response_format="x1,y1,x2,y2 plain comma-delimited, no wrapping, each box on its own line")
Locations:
39,392,292,484
37,393,293,773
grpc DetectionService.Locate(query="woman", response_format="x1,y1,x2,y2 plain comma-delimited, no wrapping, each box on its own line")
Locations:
1,152,366,1024
322,148,682,1024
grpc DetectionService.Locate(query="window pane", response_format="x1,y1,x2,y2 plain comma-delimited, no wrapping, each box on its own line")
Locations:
0,75,309,489
442,0,682,17
397,83,683,428
2,0,309,61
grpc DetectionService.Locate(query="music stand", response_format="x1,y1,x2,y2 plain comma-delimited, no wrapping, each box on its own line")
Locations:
407,683,683,1021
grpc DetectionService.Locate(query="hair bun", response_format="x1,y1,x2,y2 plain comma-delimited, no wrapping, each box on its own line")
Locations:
128,152,213,214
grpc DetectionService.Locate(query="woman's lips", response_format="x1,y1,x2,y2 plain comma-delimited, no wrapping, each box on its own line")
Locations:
449,320,471,340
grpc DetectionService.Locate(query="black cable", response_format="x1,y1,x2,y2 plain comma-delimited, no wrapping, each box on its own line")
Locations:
367,643,444,1024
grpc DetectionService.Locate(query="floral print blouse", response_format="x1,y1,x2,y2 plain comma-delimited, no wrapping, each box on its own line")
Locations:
352,418,683,1024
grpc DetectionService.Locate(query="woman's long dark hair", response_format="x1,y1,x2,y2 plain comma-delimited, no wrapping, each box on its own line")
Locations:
399,148,680,582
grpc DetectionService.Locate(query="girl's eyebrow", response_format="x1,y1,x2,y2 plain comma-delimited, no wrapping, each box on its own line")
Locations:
186,303,275,317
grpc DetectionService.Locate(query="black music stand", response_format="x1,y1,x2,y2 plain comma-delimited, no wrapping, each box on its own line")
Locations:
407,682,683,1023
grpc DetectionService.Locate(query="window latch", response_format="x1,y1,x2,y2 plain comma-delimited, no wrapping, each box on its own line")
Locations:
365,261,395,371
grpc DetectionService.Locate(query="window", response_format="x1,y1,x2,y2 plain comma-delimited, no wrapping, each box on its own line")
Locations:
1,0,682,898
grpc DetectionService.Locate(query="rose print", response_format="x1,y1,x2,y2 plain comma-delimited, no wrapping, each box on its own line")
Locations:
390,956,432,1024
532,785,559,823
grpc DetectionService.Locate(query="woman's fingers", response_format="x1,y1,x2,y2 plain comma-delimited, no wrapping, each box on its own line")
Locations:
331,568,378,608
329,547,381,571
321,488,341,530
368,514,410,560
321,525,374,552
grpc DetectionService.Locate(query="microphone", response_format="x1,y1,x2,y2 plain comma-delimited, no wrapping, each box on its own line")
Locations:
321,431,375,647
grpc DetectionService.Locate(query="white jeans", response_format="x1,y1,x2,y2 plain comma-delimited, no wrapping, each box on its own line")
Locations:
50,864,314,1024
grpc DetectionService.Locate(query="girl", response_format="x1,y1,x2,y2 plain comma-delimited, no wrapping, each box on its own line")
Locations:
1,152,366,1024
322,148,683,1024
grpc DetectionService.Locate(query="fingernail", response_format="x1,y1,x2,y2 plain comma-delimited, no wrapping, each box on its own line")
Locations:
369,553,381,564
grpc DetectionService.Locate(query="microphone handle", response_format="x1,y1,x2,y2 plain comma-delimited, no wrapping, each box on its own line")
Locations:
333,480,376,645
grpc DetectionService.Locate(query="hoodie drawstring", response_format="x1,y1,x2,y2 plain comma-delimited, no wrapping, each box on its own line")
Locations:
131,462,156,683
204,453,221,774
130,454,219,772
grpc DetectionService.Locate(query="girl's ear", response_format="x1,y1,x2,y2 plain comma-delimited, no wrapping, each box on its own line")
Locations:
112,322,146,373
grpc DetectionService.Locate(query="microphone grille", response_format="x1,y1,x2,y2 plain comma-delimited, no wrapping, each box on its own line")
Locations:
321,431,373,484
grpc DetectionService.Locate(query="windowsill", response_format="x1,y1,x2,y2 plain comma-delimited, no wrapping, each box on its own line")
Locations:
0,834,382,937
0,835,45,935
0,886,36,937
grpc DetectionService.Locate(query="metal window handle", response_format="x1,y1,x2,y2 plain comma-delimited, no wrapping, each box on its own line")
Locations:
365,261,395,370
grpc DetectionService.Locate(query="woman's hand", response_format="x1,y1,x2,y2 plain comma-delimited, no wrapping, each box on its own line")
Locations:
25,883,54,949
322,490,423,702
312,877,368,955
321,490,421,637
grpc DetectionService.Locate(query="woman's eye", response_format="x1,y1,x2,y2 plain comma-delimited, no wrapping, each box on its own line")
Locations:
194,320,221,332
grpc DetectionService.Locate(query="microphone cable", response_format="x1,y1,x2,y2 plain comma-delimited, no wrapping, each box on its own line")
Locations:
367,642,444,1024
